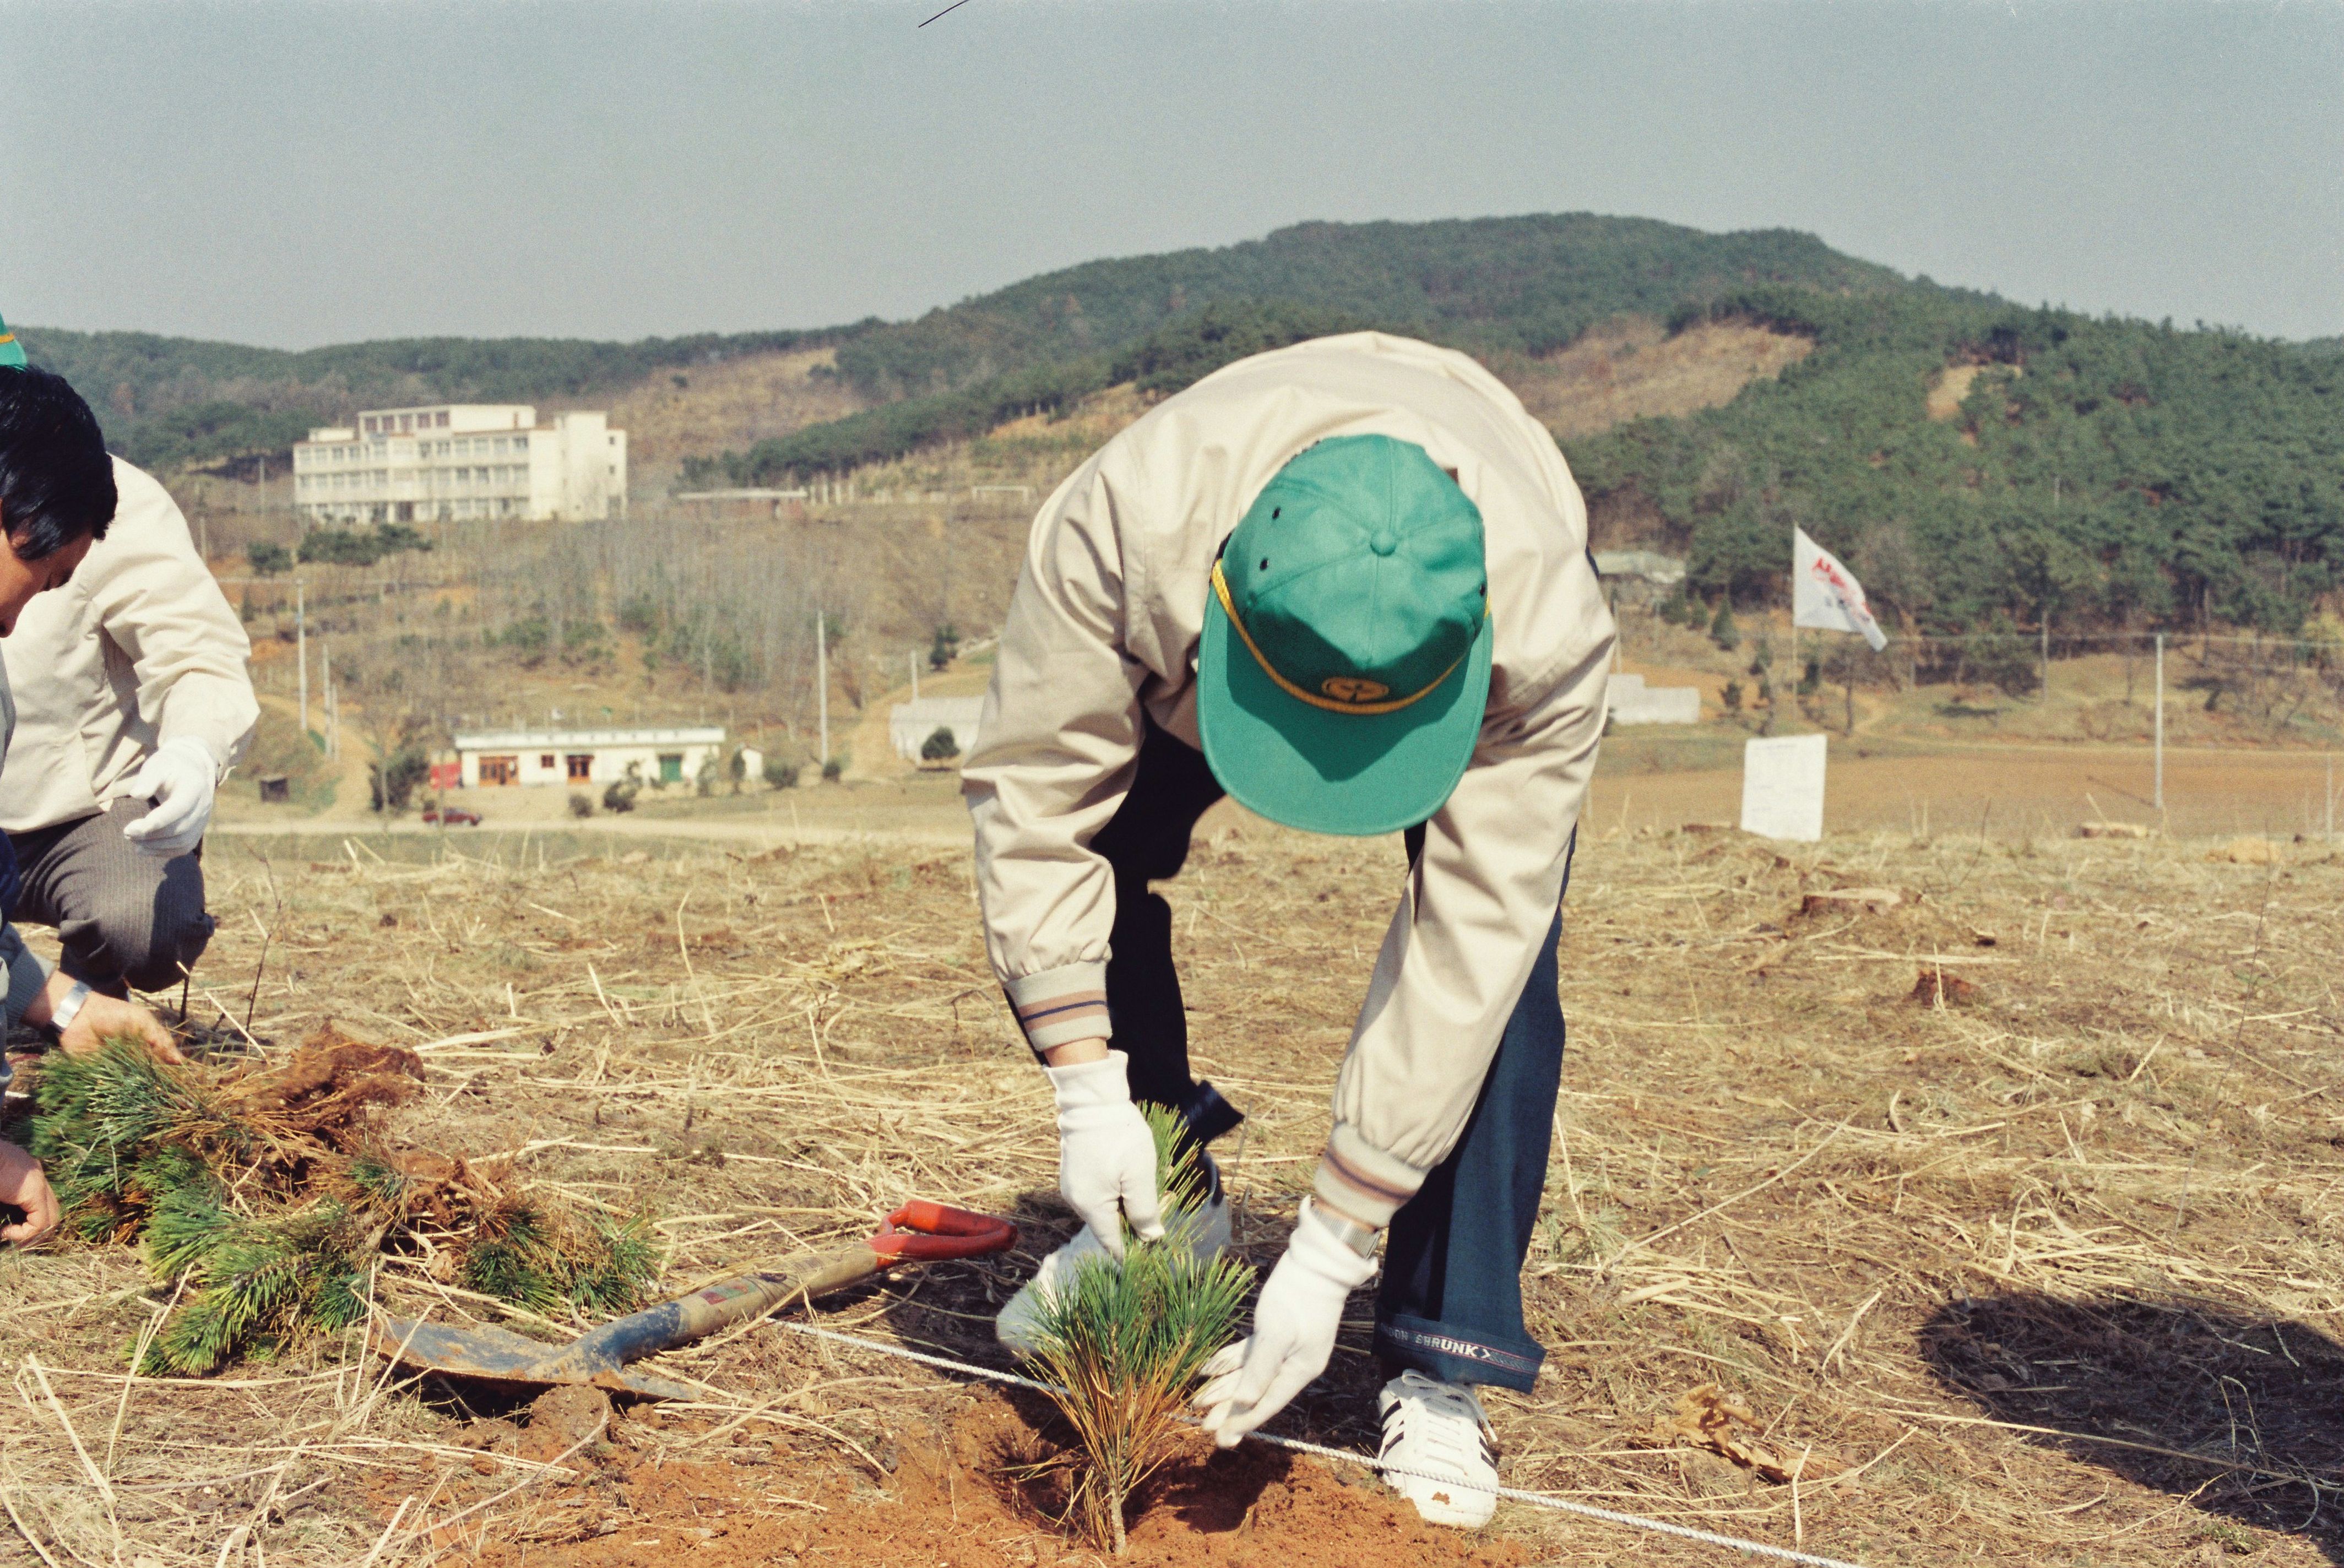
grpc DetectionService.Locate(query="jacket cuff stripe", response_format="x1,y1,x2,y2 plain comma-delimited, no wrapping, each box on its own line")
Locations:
1314,1149,1419,1229
1002,963,1112,1051
1013,991,1108,1024
1022,1005,1111,1050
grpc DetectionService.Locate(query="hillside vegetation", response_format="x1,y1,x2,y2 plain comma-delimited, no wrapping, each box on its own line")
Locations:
1567,289,2344,636
826,213,1898,399
26,211,2343,644
15,323,864,473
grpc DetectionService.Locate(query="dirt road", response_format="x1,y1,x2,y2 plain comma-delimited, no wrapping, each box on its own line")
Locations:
218,739,2341,851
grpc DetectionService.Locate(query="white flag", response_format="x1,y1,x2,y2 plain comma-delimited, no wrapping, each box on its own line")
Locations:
1792,527,1887,652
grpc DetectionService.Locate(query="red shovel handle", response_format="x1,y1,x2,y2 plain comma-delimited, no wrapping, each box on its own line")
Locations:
870,1200,1018,1264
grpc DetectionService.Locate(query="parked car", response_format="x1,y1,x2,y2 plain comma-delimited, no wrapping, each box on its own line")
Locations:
422,805,481,826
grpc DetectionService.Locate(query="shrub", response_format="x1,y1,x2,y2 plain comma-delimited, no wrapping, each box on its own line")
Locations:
821,756,844,783
568,792,594,819
367,747,430,813
246,541,292,577
920,725,961,763
1709,603,1741,652
601,780,638,814
762,755,801,790
296,523,432,568
929,622,961,671
1721,679,1744,712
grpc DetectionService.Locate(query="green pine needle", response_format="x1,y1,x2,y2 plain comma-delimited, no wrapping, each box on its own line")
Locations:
27,1039,658,1375
1030,1108,1251,1554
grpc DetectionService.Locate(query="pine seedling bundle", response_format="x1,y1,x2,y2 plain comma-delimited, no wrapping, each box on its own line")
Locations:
25,1035,659,1374
1027,1105,1251,1555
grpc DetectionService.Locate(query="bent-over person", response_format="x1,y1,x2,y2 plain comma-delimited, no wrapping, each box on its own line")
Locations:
964,332,1613,1526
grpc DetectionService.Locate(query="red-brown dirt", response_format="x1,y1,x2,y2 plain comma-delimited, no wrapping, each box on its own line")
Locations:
459,1393,1525,1568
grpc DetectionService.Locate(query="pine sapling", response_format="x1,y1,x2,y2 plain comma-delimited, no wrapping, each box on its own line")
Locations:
23,1038,661,1375
1027,1105,1250,1554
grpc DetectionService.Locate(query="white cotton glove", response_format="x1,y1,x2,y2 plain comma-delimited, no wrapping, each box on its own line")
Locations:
121,737,219,859
1195,1199,1380,1447
1044,1050,1165,1260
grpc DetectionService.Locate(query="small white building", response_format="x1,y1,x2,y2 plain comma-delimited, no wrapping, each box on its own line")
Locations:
1607,672,1702,725
293,404,627,525
890,697,986,763
453,726,726,789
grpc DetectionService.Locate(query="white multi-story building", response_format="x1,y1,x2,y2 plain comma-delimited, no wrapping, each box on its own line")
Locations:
451,726,726,790
292,404,627,525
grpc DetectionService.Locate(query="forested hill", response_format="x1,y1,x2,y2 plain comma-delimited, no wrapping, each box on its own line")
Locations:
13,324,860,472
16,213,1890,474
695,214,1907,483
827,214,1903,400
1566,290,2344,637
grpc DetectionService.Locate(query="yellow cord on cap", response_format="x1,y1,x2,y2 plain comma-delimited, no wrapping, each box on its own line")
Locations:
1209,560,1480,717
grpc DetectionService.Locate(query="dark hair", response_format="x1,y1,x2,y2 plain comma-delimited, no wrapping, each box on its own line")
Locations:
0,367,116,560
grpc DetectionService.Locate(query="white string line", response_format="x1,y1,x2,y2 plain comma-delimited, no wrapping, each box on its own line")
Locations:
768,1319,1876,1568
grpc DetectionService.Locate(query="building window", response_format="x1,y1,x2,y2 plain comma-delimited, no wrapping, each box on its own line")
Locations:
479,756,518,786
436,410,450,427
658,753,685,784
566,754,592,781
539,753,557,769
513,436,528,452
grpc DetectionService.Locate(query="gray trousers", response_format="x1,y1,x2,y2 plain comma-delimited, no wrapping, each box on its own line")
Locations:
7,798,214,996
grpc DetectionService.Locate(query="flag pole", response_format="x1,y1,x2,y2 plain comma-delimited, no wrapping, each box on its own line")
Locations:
1788,528,1797,699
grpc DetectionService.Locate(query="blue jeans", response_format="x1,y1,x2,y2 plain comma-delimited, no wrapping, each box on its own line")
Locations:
1089,719,1571,1393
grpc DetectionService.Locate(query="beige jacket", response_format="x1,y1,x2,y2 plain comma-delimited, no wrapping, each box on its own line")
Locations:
0,668,66,1087
0,459,257,834
963,333,1615,1226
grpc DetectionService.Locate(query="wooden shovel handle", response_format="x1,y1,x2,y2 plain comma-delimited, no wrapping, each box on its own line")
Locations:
547,1202,1017,1377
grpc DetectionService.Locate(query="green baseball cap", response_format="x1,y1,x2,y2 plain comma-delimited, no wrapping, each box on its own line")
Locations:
0,311,25,369
1197,434,1491,837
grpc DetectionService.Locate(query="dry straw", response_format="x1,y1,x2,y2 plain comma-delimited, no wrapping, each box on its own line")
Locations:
7,823,2343,1565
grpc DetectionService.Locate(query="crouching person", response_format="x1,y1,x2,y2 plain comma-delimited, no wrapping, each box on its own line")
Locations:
965,333,1613,1526
0,356,188,1244
0,361,256,1000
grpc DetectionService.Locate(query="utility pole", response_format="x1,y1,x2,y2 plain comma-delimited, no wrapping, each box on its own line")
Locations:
296,580,309,740
816,610,829,773
2039,618,2050,702
2153,632,2165,815
322,643,334,759
910,650,920,703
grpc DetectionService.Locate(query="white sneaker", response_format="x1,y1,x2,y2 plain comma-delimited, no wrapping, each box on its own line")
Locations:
1376,1371,1501,1527
996,1157,1230,1357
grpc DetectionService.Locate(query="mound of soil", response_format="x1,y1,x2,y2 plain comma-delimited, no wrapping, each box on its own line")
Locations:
462,1393,1526,1568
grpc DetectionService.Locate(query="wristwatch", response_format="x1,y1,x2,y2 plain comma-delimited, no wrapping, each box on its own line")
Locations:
43,979,91,1042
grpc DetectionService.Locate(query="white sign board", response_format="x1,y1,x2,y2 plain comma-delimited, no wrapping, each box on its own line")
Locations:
1740,734,1828,842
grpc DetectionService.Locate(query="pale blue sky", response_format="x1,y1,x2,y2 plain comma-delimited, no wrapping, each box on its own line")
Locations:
4,1,2338,348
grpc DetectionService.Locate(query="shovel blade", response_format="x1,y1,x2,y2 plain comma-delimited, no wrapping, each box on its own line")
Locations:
372,1316,695,1401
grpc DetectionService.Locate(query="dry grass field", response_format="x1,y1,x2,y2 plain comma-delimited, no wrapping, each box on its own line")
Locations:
6,810,2344,1568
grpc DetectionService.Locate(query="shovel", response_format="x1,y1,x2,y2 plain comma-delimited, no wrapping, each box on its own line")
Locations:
372,1200,1016,1401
